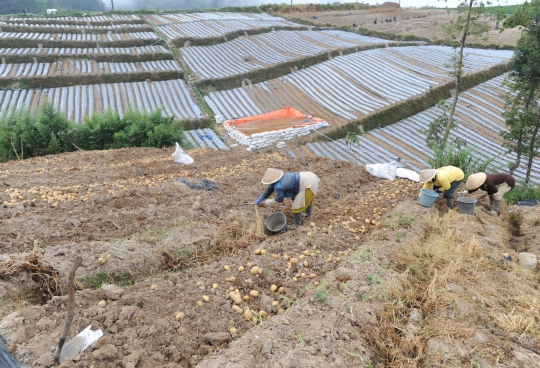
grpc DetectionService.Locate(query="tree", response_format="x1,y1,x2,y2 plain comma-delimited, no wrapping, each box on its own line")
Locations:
433,0,499,150
501,1,540,186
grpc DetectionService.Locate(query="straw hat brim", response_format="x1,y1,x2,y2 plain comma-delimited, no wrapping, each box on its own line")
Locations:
262,168,284,184
465,172,487,190
419,169,436,183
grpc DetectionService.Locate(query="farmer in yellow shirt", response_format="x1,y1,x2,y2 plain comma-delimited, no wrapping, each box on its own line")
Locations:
419,166,465,209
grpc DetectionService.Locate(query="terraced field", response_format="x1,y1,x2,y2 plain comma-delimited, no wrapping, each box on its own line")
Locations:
287,75,540,182
146,12,303,41
180,30,394,80
204,46,512,122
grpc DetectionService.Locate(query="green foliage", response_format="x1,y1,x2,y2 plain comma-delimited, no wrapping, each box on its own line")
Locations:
502,1,540,184
428,139,501,178
314,292,327,304
0,102,186,162
504,183,540,205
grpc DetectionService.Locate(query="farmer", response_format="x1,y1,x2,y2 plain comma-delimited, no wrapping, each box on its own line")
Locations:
419,166,464,209
255,168,320,229
463,172,516,214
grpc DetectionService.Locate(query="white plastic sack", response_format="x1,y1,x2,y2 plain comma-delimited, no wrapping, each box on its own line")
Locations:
172,142,194,165
396,168,420,182
365,161,397,180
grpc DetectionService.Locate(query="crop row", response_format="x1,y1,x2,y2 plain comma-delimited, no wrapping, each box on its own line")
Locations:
0,79,201,122
4,22,148,30
181,30,392,80
294,75,540,183
0,45,169,56
204,46,510,121
0,59,180,78
7,14,141,23
0,31,159,42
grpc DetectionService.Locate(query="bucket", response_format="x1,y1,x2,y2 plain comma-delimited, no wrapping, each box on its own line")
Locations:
265,212,288,235
457,197,477,215
418,189,439,207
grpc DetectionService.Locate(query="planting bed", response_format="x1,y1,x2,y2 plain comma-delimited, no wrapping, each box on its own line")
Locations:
204,45,510,122
6,14,143,24
0,45,170,56
292,74,540,184
181,30,393,80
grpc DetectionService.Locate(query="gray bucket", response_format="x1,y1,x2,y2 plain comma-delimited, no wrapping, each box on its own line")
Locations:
265,212,288,236
457,197,477,215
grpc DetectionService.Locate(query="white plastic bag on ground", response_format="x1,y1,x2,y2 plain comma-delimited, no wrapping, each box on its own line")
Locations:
172,142,194,165
365,161,397,180
396,168,420,182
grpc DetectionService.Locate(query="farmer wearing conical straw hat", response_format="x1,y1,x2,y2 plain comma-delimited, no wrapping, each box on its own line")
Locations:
255,168,320,229
419,166,464,209
463,172,515,215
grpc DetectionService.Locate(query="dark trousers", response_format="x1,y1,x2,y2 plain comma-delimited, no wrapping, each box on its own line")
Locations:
434,180,462,199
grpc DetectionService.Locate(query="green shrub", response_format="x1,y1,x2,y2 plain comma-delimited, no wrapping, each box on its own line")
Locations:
504,183,540,204
0,102,186,162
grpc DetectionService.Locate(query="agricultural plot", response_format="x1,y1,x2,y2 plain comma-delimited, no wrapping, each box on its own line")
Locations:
6,14,141,23
146,12,303,40
205,45,511,122
0,79,202,122
0,45,170,56
4,22,147,30
0,59,180,78
291,75,540,184
181,30,393,80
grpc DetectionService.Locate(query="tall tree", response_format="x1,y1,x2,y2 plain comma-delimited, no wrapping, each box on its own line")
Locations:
434,0,498,149
501,1,540,186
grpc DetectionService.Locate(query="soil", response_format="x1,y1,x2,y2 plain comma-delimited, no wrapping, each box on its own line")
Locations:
289,8,521,47
1,146,539,368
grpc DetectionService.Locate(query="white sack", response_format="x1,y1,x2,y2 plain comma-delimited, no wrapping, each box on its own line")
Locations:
396,168,420,182
365,161,397,180
172,142,194,165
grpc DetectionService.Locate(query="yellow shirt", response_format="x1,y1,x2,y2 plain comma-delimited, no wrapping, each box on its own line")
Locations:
423,166,465,191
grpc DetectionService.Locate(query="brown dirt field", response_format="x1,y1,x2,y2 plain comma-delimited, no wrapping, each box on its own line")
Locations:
1,146,539,368
289,8,521,47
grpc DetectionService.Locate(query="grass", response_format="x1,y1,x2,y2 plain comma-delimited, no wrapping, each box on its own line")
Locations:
0,288,40,319
77,270,139,289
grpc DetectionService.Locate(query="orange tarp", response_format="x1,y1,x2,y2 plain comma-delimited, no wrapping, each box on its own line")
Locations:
223,107,325,136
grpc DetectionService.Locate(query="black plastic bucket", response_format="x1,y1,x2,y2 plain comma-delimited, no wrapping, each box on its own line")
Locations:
265,212,288,236
457,197,477,215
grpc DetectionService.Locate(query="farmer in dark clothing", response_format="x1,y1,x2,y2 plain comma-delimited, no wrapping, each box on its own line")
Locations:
255,168,320,229
464,172,516,214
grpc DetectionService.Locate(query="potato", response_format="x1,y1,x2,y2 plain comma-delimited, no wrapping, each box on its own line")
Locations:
232,305,243,313
242,295,250,301
224,265,230,271
250,266,260,275
238,266,245,272
97,257,106,265
255,248,261,255
292,277,298,282
197,301,204,307
299,255,305,260
289,258,298,264
261,249,267,255
260,310,268,317
278,286,284,293
314,281,320,286
249,290,259,297
307,232,312,237
310,222,315,227
226,276,236,282
244,308,253,320
303,250,310,256
229,289,242,305
272,301,279,307
202,295,210,302
309,273,317,279
175,312,185,321
365,219,371,224
98,300,107,308
271,253,279,259
303,261,309,267
150,284,157,290
229,327,238,334
212,283,218,290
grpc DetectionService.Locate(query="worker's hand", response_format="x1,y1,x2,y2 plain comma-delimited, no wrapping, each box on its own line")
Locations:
458,190,468,195
265,199,276,206
434,189,442,194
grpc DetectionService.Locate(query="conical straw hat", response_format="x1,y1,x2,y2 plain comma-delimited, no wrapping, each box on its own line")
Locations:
465,172,487,190
262,168,284,184
419,169,436,183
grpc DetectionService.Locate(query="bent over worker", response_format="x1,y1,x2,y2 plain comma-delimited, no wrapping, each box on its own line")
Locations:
464,172,515,215
419,166,464,209
255,168,320,229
